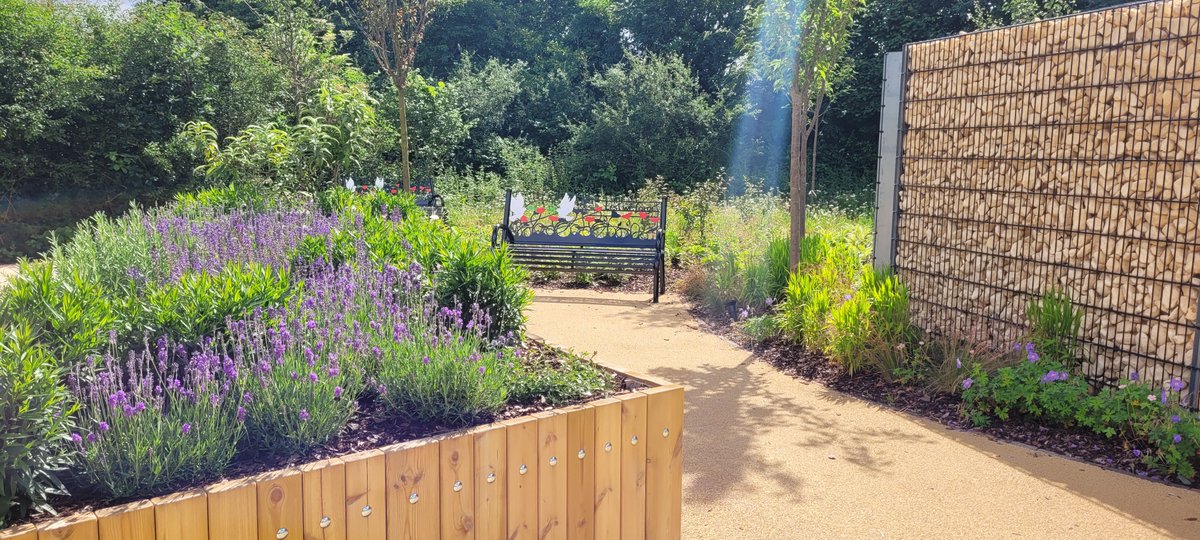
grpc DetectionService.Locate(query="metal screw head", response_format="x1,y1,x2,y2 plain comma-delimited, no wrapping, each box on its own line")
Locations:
519,464,528,475
409,492,419,504
604,441,613,452
486,472,496,483
319,516,332,529
549,456,558,466
631,435,639,446
577,449,586,459
453,480,463,492
275,528,289,539
662,427,670,438
361,505,373,517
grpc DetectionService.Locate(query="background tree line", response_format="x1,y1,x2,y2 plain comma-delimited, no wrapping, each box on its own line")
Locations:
0,0,1126,260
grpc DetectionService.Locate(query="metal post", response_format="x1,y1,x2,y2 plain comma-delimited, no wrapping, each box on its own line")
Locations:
874,51,905,271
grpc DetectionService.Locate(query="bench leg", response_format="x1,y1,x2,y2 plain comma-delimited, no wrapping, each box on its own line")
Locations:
652,264,661,303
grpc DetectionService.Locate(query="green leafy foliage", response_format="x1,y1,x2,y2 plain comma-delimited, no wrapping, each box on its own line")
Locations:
141,264,294,343
0,327,76,528
506,352,616,407
0,261,118,367
1026,288,1083,369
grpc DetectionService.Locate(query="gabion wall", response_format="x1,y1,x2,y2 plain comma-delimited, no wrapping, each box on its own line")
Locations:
895,0,1200,395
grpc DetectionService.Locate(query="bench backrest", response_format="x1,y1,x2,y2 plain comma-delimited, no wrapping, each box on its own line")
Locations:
500,190,667,248
347,177,440,206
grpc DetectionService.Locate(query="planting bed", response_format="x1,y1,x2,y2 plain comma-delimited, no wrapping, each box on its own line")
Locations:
688,305,1185,487
1,360,684,540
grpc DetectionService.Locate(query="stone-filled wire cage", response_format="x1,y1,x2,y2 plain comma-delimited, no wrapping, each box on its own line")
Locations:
891,0,1200,401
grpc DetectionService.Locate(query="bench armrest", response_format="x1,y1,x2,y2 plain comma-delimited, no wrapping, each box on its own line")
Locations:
491,224,514,247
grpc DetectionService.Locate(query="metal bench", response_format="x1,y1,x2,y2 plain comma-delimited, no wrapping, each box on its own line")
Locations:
350,177,445,220
491,190,668,302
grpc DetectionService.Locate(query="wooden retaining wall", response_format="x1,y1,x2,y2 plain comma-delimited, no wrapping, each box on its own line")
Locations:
2,386,684,540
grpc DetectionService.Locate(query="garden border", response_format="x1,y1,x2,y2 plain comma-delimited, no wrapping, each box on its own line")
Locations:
0,362,684,540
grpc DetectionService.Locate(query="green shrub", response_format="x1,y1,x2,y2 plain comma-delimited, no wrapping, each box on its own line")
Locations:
48,210,166,290
0,327,76,528
739,314,781,342
0,261,118,367
174,183,284,213
776,271,833,347
1026,289,1083,369
434,239,532,338
143,264,294,343
506,352,615,407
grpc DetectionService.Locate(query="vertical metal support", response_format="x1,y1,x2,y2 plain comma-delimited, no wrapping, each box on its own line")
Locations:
873,51,906,271
1191,268,1200,407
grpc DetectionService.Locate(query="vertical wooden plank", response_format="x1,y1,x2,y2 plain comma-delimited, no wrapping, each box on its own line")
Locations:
619,393,648,540
36,514,97,540
96,500,154,540
473,423,507,540
206,477,258,540
257,469,303,540
537,411,568,540
342,450,386,540
301,458,347,540
152,490,208,540
440,432,475,540
590,399,622,540
645,386,684,540
385,440,441,540
0,524,37,540
566,406,596,540
505,417,539,540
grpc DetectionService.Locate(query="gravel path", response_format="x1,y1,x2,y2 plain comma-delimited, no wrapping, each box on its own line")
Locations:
527,288,1200,539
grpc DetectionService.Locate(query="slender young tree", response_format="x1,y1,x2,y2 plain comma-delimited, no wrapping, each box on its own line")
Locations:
354,0,443,190
760,0,865,269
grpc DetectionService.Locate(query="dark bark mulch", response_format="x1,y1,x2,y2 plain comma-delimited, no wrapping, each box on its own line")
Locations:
685,303,1182,487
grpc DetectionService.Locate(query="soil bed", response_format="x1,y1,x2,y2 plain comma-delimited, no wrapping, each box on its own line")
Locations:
529,266,686,295
17,340,640,528
686,302,1183,488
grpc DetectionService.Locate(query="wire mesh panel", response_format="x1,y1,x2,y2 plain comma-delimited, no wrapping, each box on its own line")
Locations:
895,0,1200,400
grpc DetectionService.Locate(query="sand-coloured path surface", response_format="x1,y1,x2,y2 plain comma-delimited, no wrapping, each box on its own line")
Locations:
528,288,1200,539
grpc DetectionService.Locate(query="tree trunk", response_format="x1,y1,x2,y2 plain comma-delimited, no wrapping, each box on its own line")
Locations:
397,78,412,191
788,83,808,271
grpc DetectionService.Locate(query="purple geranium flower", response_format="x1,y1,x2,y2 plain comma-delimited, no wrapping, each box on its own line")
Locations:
1173,434,1183,444
962,378,973,390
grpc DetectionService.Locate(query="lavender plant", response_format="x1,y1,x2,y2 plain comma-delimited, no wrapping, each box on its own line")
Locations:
374,302,511,427
70,337,244,498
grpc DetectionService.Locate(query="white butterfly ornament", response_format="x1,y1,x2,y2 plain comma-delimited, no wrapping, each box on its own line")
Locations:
509,192,526,222
557,194,576,221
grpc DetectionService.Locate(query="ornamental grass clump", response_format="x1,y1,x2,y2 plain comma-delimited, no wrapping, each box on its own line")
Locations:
70,337,244,499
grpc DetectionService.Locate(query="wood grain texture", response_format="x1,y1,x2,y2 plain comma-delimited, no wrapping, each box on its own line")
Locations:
96,500,154,540
439,432,475,540
342,449,386,540
619,393,648,540
300,458,347,540
537,411,568,540
590,399,622,540
385,440,441,540
472,423,507,540
644,386,684,540
566,407,595,540
504,416,539,540
151,490,208,540
0,524,37,540
36,514,97,540
205,477,258,540
256,469,303,540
